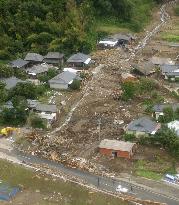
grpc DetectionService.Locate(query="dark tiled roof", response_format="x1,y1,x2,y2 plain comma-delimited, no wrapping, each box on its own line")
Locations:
127,117,159,134
35,103,57,113
160,64,179,73
67,53,90,63
24,53,43,62
10,59,29,68
44,52,64,59
1,77,25,90
153,103,179,112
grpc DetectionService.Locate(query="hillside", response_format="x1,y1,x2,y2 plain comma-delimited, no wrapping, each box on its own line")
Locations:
0,0,161,61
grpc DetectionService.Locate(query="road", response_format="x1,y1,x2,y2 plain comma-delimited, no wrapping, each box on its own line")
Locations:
0,146,179,205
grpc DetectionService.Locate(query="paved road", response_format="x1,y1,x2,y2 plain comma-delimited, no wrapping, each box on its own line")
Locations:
1,147,179,205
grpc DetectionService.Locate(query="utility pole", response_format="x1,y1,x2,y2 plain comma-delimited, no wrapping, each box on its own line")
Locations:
97,117,102,141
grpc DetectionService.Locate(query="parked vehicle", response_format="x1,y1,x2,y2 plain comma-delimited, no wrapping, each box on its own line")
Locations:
116,185,128,193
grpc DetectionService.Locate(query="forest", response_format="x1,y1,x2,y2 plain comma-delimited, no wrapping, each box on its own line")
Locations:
0,0,163,61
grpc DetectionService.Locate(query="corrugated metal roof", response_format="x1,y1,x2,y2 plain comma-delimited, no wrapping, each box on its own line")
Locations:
99,139,136,152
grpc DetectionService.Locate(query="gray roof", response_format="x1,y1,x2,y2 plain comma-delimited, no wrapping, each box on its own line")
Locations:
99,139,136,152
1,77,25,90
27,64,50,75
24,53,44,62
27,99,39,109
160,64,179,73
166,72,179,77
67,53,90,63
10,58,29,68
133,61,155,75
127,117,160,134
35,103,57,113
49,71,77,85
44,52,64,59
153,103,179,112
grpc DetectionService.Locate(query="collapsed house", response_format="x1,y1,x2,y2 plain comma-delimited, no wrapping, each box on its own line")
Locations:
132,61,156,76
150,56,175,66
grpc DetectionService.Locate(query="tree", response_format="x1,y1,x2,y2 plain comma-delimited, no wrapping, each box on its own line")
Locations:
121,81,136,101
158,107,174,123
0,82,8,104
10,82,37,99
38,68,58,83
0,64,14,78
154,126,179,158
29,114,46,129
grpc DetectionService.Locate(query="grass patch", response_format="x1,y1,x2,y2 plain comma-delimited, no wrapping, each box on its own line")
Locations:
161,33,179,42
0,159,128,205
134,157,177,181
136,170,162,180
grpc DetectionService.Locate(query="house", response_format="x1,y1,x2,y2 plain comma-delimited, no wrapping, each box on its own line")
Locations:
10,58,30,69
1,77,25,90
48,71,81,90
153,103,179,120
26,63,51,79
160,64,179,76
34,103,59,128
150,57,175,66
67,53,91,68
99,139,136,159
126,117,161,137
98,37,119,49
24,53,44,64
43,52,64,66
121,73,137,83
132,61,156,76
168,120,179,136
165,71,179,81
160,64,179,80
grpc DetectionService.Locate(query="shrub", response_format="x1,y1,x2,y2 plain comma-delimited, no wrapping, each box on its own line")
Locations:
174,6,179,16
29,115,46,129
69,79,81,90
123,133,136,141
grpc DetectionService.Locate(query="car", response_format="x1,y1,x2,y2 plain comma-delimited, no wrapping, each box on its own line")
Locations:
116,185,128,193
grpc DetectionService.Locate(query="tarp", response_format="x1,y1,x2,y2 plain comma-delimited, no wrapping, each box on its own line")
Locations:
0,181,20,201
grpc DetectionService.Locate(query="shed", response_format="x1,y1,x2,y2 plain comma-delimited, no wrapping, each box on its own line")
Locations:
99,139,136,159
126,117,161,136
48,71,80,90
10,58,29,69
43,52,64,66
67,53,91,68
24,53,44,64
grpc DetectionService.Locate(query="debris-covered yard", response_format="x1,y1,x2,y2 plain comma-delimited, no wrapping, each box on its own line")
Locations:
14,1,179,181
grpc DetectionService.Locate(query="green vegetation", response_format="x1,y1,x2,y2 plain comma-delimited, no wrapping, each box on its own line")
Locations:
0,159,128,205
122,133,136,142
135,158,176,180
38,68,59,83
158,107,179,123
69,79,81,90
161,33,179,42
0,0,162,61
174,5,179,16
29,114,46,129
121,77,159,102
